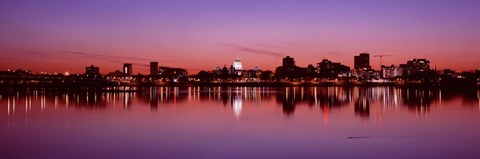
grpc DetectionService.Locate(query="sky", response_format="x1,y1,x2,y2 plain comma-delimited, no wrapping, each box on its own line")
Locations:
1,0,479,74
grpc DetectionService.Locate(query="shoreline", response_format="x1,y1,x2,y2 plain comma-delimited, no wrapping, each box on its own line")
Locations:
1,81,477,92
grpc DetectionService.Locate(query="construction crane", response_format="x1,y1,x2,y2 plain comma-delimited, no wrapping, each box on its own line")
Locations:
373,54,393,68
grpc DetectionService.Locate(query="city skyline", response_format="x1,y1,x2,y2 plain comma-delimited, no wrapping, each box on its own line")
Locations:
1,0,480,74
1,53,476,75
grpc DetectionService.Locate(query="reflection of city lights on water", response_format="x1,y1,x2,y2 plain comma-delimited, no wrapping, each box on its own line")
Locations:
25,97,28,114
7,97,10,117
0,86,476,119
55,95,58,108
41,95,45,111
285,87,289,99
65,95,69,108
124,93,130,108
439,90,442,107
393,88,399,107
233,96,242,119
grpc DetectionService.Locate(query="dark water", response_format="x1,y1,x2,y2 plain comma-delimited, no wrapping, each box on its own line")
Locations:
1,87,480,159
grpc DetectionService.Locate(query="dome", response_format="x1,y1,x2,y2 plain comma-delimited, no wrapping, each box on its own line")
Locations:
233,58,243,70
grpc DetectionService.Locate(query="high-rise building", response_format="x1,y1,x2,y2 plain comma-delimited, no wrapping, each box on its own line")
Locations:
354,52,370,70
317,59,351,78
282,56,295,67
275,56,305,80
407,59,430,71
399,59,430,76
85,65,100,77
123,63,132,76
150,62,158,76
407,59,430,74
381,65,403,78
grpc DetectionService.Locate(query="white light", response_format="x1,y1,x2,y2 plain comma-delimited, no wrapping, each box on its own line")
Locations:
233,58,243,70
233,96,242,118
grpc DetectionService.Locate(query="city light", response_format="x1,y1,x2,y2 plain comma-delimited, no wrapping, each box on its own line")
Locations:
0,54,478,88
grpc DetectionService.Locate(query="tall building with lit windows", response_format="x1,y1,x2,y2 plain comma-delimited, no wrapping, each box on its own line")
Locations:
85,65,100,77
404,58,430,76
123,63,132,76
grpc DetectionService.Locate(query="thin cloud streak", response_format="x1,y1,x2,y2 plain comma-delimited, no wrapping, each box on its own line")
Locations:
81,56,149,67
61,51,152,61
224,44,284,58
61,51,180,63
251,43,283,49
21,51,164,68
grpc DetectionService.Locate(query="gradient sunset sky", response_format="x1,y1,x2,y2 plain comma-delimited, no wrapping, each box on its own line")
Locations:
1,0,479,74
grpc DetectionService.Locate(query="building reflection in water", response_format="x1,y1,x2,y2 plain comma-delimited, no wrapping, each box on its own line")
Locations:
0,87,478,119
232,95,242,118
355,94,370,118
150,87,158,111
276,87,352,117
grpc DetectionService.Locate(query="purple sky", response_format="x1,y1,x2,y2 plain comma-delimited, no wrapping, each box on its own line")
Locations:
1,0,479,74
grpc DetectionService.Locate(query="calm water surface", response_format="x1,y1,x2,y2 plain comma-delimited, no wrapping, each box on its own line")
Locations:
1,87,480,159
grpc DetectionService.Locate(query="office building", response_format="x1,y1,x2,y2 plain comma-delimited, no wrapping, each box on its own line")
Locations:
85,65,100,77
403,59,430,76
381,65,403,79
150,62,158,76
282,56,295,68
354,52,370,70
123,63,132,76
317,59,351,78
275,56,306,80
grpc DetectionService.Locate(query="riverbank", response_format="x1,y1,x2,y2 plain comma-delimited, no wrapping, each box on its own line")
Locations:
1,81,477,93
